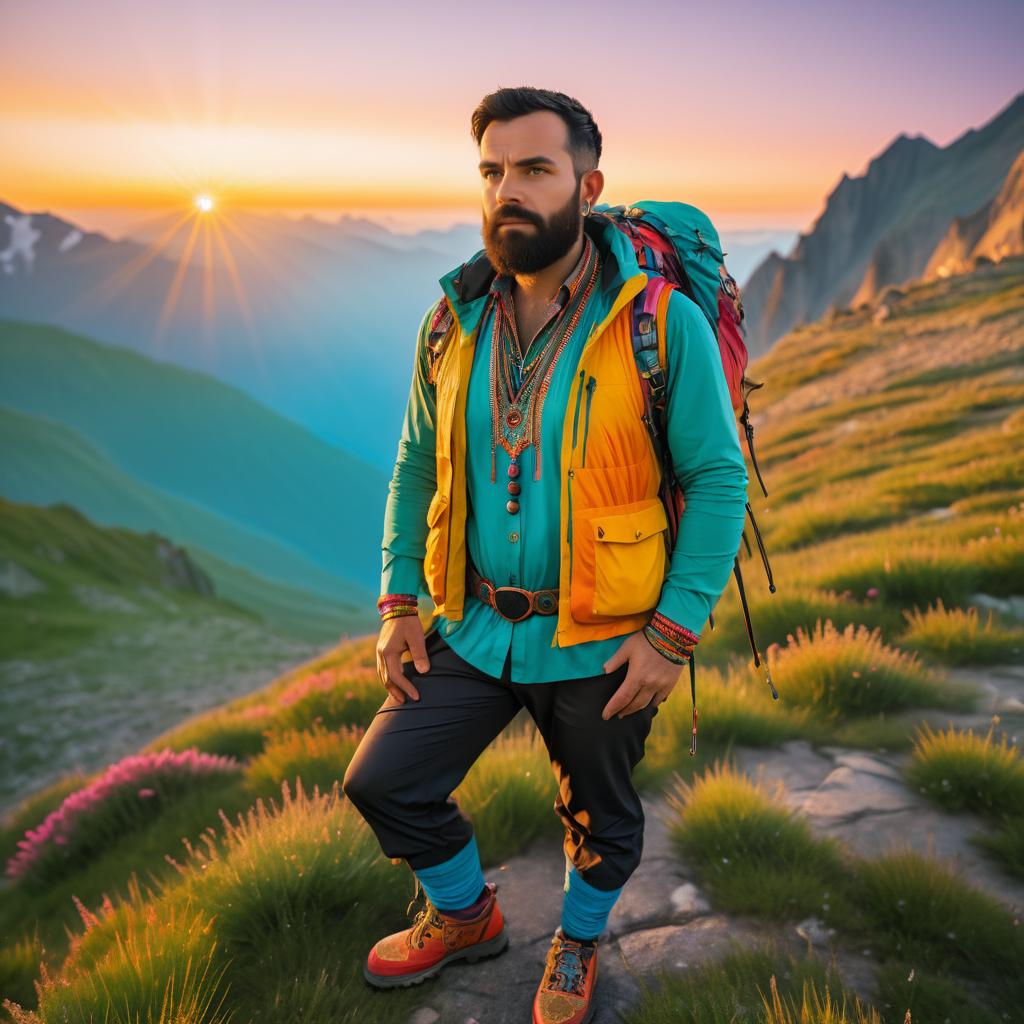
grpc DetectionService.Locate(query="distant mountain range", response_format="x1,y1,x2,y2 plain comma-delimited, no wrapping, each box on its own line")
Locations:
741,91,1024,357
0,196,789,468
0,319,386,613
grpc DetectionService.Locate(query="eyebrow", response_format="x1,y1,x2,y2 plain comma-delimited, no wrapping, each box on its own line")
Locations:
478,155,559,171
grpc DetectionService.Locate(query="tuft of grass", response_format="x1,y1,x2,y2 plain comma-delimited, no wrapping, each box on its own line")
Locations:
664,760,852,920
141,706,273,761
267,665,384,735
758,971,882,1024
899,598,1024,665
453,728,561,865
905,720,1024,817
0,930,42,1013
622,942,878,1024
975,815,1024,880
244,721,365,800
851,848,1024,1000
874,961,1001,1024
13,780,425,1024
766,619,974,719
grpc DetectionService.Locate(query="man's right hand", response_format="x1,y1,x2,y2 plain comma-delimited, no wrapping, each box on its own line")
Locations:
376,615,432,703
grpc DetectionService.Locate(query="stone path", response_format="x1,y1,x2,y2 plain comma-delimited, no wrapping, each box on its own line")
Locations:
399,662,1024,1024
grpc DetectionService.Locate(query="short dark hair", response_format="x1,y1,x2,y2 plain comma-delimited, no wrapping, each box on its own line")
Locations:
470,87,602,178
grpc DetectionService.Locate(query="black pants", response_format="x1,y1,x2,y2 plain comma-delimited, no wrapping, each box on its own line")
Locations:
342,628,659,891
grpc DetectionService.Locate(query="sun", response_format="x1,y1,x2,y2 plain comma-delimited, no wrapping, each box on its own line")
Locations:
195,194,215,213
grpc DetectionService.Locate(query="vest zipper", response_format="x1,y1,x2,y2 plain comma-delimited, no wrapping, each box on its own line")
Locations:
567,369,586,548
570,368,586,451
581,375,597,468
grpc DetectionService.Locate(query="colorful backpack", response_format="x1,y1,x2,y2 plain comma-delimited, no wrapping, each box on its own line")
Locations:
425,201,779,754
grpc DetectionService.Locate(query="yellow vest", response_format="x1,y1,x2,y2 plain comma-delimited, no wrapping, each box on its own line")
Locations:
423,271,674,648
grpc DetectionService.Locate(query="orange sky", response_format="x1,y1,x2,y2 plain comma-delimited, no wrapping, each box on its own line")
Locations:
3,0,1022,235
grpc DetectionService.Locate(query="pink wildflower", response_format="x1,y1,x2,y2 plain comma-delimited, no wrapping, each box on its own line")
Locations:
866,587,879,599
5,747,239,881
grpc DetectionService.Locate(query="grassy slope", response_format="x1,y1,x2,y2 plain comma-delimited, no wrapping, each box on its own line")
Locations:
0,317,388,590
0,404,375,615
1,257,1022,1022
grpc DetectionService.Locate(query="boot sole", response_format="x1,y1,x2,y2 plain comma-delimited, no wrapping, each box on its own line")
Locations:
363,924,510,989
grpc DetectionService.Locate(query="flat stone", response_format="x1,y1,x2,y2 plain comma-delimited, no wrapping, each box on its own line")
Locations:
407,1009,439,1024
829,752,904,781
670,883,710,916
731,740,836,794
794,765,917,821
615,917,769,977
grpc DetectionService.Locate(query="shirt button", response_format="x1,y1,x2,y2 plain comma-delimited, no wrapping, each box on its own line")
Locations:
508,531,519,543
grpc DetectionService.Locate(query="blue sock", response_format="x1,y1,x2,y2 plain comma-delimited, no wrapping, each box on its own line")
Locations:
561,859,622,942
413,833,488,912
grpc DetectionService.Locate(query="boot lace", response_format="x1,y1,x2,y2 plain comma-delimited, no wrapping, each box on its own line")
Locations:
543,933,592,997
404,874,444,949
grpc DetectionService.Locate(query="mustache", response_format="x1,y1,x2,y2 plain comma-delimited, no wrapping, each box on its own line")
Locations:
493,209,539,225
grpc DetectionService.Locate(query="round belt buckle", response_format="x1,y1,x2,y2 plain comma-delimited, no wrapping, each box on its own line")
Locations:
493,587,531,622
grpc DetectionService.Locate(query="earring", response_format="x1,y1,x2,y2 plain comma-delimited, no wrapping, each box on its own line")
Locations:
581,200,591,216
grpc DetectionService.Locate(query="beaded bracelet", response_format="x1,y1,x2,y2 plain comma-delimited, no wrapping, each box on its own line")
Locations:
643,611,699,665
377,593,419,621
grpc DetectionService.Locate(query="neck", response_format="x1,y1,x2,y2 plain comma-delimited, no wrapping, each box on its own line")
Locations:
511,230,585,306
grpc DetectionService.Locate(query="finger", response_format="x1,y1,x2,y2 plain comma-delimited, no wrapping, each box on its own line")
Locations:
602,676,640,721
602,641,627,674
618,688,657,718
384,651,420,702
407,629,431,674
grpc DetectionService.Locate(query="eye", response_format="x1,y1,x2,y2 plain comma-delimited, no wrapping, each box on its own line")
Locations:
528,167,546,175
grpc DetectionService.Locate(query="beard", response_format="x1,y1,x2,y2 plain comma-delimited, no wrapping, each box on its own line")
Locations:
482,180,583,277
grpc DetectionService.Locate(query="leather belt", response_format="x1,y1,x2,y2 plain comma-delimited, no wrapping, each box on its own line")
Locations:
468,563,559,623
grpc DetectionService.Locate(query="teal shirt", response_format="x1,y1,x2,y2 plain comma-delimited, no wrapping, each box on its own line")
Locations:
380,216,749,683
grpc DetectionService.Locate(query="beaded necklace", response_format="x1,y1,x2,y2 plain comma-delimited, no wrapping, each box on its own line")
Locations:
487,235,600,490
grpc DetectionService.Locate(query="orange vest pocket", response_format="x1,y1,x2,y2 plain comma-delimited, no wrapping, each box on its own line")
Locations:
570,496,669,622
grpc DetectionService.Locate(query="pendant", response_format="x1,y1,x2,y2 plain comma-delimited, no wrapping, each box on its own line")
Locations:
505,405,522,428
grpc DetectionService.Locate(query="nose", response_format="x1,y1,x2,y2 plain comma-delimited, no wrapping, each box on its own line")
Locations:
494,169,523,208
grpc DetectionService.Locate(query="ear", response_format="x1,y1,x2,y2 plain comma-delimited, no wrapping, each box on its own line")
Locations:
582,168,604,207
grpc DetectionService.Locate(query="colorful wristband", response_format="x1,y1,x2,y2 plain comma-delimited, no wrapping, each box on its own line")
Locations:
377,593,419,621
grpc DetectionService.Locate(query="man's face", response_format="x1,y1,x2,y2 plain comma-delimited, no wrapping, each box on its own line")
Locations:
478,109,584,277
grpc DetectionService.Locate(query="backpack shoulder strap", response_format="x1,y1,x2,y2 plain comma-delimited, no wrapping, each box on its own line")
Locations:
425,295,456,387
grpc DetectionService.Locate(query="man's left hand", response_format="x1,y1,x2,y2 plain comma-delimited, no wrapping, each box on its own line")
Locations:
600,630,683,719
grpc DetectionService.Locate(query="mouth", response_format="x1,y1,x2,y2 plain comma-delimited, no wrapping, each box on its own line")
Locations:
498,219,533,227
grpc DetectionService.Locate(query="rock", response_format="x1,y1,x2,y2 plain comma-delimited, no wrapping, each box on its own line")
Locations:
795,916,835,947
732,740,836,795
0,560,46,597
794,765,916,821
615,917,768,977
407,1009,439,1024
670,882,710,916
828,752,903,782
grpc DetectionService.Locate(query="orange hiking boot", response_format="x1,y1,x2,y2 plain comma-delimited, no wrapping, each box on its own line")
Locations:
532,926,599,1024
363,876,509,988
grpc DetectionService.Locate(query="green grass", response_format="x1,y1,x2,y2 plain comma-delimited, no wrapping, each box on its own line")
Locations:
899,598,1024,664
665,760,854,921
622,943,881,1024
4,780,426,1024
905,721,1024,817
763,619,974,719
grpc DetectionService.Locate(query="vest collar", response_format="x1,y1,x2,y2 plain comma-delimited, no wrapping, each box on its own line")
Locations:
437,213,643,338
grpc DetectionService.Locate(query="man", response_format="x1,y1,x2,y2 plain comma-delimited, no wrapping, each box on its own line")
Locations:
343,86,749,1024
